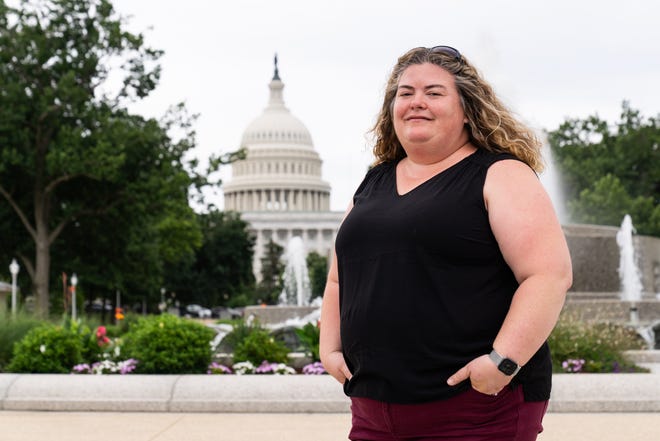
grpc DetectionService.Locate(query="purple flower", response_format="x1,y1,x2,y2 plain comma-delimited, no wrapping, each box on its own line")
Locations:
561,358,585,373
302,361,326,375
255,360,276,374
72,363,91,374
207,362,233,375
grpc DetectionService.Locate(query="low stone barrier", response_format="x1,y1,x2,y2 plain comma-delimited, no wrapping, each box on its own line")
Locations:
1,373,658,413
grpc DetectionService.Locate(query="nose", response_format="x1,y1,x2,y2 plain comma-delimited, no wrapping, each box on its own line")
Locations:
410,93,426,109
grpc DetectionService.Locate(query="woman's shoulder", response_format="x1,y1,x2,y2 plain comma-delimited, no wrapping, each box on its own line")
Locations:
352,160,396,199
469,147,518,165
361,160,396,181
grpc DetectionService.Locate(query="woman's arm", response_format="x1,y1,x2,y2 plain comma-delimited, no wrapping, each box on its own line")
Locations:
448,159,572,394
320,203,354,384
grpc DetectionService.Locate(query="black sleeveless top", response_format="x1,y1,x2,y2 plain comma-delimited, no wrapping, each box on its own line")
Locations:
335,148,551,404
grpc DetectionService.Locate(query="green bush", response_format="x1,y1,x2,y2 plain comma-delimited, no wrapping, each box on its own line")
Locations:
7,324,85,373
548,314,648,373
0,312,42,371
121,314,215,374
295,322,320,361
218,320,255,353
233,327,290,365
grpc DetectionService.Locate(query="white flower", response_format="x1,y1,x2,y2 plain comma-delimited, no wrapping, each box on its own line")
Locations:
232,361,256,375
39,345,46,354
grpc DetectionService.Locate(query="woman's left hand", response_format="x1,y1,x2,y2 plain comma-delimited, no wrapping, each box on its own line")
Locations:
446,354,512,396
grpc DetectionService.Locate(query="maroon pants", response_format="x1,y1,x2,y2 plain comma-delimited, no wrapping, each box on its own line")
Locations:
349,385,548,441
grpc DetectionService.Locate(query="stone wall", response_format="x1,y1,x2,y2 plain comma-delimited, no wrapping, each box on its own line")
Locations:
563,223,660,298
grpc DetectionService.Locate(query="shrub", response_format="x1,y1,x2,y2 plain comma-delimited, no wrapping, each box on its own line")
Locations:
7,324,85,373
548,314,648,373
0,312,42,371
295,322,320,361
218,320,256,353
232,327,290,365
63,318,106,365
121,314,215,374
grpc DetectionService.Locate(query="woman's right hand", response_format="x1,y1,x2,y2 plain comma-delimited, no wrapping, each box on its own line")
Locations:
322,350,353,384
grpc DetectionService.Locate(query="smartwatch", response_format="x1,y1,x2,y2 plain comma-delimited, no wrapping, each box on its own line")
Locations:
489,349,521,376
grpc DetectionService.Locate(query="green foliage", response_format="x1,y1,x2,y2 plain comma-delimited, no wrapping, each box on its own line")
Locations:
257,239,284,304
217,320,256,353
295,322,320,361
223,320,291,365
164,210,256,307
548,102,660,236
0,0,237,315
120,314,215,374
7,324,85,373
548,314,648,373
63,317,105,363
232,326,290,365
0,312,42,371
306,251,328,298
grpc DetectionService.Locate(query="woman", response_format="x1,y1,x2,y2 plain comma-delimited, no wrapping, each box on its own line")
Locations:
320,46,573,441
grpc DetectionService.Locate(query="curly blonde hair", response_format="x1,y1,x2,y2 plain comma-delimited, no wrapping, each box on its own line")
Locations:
371,46,544,172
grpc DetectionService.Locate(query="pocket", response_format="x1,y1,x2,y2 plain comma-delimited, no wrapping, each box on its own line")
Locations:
343,375,354,395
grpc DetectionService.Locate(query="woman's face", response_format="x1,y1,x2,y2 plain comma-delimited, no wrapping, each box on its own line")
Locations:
392,63,467,156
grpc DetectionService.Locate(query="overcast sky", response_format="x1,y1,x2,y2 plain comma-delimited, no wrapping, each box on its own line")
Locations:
110,0,660,212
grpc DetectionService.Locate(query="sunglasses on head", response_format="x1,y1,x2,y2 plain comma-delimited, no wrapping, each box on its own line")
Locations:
428,45,462,62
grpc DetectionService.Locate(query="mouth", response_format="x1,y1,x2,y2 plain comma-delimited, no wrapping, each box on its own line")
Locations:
405,116,431,122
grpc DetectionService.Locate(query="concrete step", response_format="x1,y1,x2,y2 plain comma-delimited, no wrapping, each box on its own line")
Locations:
1,373,658,413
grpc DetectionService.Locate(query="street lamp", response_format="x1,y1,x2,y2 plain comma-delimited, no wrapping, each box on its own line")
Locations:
159,287,166,313
9,259,19,316
70,273,78,321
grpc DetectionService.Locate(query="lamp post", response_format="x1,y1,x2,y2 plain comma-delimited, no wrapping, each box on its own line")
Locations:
9,259,19,316
70,273,78,321
160,287,166,313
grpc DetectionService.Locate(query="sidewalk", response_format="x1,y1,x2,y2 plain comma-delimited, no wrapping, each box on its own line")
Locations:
1,411,659,441
1,370,659,440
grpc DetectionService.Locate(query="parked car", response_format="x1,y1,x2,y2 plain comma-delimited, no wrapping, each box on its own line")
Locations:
184,304,212,318
211,306,244,319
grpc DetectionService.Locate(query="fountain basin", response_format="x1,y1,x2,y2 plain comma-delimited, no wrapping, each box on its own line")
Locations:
244,305,319,326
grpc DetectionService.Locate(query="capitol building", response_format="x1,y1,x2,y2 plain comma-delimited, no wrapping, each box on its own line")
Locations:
222,57,344,279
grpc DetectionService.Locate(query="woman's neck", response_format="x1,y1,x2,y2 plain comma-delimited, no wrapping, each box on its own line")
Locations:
401,140,476,178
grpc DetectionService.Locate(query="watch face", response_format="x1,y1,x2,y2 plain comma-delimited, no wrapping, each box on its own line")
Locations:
498,358,518,376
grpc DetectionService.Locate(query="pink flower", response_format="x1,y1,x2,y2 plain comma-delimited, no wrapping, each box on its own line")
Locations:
96,326,110,347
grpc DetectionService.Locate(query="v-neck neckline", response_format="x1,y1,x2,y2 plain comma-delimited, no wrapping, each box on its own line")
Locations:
394,149,479,197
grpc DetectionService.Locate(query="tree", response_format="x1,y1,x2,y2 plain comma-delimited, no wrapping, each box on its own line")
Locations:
548,102,660,236
257,239,284,304
306,251,328,299
0,0,226,315
163,210,256,308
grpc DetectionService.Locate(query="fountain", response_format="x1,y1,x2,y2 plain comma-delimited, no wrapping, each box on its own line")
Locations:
279,236,312,306
616,215,644,323
216,237,321,366
539,140,567,224
244,236,320,325
539,140,660,349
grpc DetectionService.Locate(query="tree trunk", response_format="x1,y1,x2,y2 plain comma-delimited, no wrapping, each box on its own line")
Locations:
34,226,51,317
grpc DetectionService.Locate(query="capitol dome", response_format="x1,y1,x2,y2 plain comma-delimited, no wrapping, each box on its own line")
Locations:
223,56,331,212
239,68,314,148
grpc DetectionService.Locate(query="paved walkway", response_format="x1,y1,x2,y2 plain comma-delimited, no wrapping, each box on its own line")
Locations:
1,411,659,441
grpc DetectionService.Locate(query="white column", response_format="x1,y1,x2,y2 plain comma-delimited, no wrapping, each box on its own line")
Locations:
317,228,323,252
